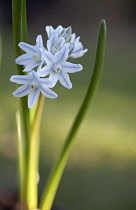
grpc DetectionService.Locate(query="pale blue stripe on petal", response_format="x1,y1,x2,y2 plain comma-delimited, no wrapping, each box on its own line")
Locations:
28,88,40,108
56,45,69,63
40,85,58,98
23,61,40,72
59,71,72,89
62,62,83,73
13,84,30,97
19,42,38,54
15,54,32,65
10,75,33,84
43,51,54,65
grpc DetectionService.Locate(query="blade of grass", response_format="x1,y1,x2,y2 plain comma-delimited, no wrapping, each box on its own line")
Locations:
40,19,106,210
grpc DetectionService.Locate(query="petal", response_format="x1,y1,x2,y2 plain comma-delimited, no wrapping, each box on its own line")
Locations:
49,33,58,48
49,71,59,87
43,50,54,65
58,71,72,89
23,61,40,72
38,78,53,88
28,88,40,108
55,44,69,63
62,62,83,73
36,35,43,48
56,37,65,48
75,36,80,44
37,60,44,71
55,25,63,34
40,85,58,98
70,49,88,58
10,75,33,84
15,54,32,65
47,40,51,51
38,64,52,77
12,84,30,97
19,42,39,55
70,33,76,42
45,26,54,38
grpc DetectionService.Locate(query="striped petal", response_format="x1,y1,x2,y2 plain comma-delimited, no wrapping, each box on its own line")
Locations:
15,54,32,65
39,64,52,77
43,51,54,65
58,71,72,89
55,44,69,63
40,85,58,99
23,61,40,72
62,62,83,73
10,75,33,84
28,88,40,108
12,84,30,97
19,42,39,55
37,77,54,88
49,71,59,87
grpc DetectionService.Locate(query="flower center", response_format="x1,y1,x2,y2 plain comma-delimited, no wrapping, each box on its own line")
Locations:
30,81,38,90
52,46,59,54
32,53,41,61
53,63,61,72
32,55,38,60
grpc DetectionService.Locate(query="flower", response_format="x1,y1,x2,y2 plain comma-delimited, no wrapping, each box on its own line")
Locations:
69,36,88,58
39,44,83,89
10,71,58,108
45,25,87,58
15,35,45,72
45,25,63,39
47,33,65,55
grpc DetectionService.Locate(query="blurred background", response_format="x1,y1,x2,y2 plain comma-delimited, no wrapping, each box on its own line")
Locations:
0,0,136,209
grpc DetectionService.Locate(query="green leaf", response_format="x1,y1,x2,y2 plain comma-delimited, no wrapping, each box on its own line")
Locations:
40,19,107,210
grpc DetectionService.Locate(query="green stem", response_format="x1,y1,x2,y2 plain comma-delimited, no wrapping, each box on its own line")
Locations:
27,94,45,210
16,112,26,206
12,0,29,204
40,20,106,210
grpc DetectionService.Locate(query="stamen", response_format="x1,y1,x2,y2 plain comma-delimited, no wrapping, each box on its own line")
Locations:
32,55,38,60
31,84,36,89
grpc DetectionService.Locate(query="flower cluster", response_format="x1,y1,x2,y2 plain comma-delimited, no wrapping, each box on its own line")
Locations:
10,25,87,108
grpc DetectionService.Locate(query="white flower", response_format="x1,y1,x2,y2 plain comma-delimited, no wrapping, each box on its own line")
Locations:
46,25,63,39
69,36,88,58
39,44,83,89
16,35,45,72
10,70,58,108
45,25,87,58
47,33,65,55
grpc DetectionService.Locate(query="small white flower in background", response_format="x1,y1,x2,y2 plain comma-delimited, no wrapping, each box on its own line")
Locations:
10,25,87,108
16,35,45,72
39,45,83,89
10,71,58,108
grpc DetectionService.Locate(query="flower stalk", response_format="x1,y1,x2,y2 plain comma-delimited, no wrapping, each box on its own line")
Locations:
27,94,45,210
40,19,106,210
